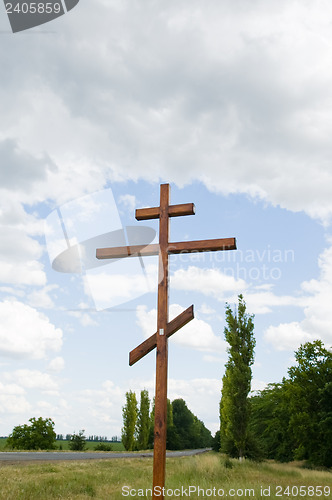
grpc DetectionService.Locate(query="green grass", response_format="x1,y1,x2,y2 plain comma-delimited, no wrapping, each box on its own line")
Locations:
56,440,125,451
0,452,330,499
0,437,124,452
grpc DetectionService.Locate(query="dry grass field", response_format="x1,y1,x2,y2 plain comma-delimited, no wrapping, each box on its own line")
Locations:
0,452,330,499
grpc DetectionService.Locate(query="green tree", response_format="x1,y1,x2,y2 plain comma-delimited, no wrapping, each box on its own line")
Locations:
68,430,86,451
220,294,256,459
212,430,221,452
136,389,150,450
249,340,332,467
121,390,138,451
286,340,332,466
7,417,56,450
249,383,292,462
169,398,212,450
172,398,194,449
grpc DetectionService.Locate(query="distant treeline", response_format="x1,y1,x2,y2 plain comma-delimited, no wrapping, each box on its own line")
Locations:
56,434,121,442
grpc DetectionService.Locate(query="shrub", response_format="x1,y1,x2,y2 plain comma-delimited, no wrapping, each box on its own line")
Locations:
94,442,113,451
68,430,86,451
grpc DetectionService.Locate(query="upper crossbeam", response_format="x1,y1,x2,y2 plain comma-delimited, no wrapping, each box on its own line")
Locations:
135,203,195,220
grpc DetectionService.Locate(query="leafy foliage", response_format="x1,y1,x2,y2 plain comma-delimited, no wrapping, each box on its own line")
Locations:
94,442,113,451
7,417,56,450
250,340,332,467
68,430,86,451
167,398,212,450
121,390,138,451
136,389,150,450
220,294,256,459
212,430,221,452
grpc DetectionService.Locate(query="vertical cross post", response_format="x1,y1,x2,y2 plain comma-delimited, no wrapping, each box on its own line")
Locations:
154,184,170,492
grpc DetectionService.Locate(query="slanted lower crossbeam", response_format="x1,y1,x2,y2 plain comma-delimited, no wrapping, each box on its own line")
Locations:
129,305,194,366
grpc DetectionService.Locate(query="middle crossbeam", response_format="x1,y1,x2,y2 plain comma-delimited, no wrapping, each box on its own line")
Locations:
96,237,236,260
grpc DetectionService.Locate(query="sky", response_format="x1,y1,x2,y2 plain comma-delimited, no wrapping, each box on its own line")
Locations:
0,0,332,439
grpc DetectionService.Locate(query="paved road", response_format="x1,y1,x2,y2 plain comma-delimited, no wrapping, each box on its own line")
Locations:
0,448,211,463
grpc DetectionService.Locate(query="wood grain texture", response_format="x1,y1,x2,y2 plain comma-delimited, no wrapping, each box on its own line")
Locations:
96,243,159,259
153,184,170,498
135,202,195,220
168,238,236,254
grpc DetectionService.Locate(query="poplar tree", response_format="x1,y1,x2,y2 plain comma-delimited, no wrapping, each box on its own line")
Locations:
136,389,150,450
121,390,138,451
220,294,255,459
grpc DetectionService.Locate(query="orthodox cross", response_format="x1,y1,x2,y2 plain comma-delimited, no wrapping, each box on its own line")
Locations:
96,183,236,499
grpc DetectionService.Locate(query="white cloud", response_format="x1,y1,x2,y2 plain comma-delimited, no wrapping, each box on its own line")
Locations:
85,262,158,310
199,304,217,316
171,266,247,299
47,357,65,373
0,301,62,360
74,380,124,433
4,370,59,393
0,381,25,396
0,394,31,415
27,285,58,309
264,243,332,351
264,322,317,352
0,381,31,416
244,289,305,315
118,194,137,215
0,223,46,286
0,261,46,287
68,311,98,327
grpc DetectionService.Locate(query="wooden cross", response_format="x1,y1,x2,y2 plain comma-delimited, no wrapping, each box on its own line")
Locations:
96,183,236,499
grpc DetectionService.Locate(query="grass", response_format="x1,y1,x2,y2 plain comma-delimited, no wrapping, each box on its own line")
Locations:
0,438,124,452
56,440,125,452
0,452,330,499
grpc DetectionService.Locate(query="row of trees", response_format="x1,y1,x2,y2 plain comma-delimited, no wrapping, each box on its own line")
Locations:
56,433,120,442
218,294,332,468
122,390,212,451
249,340,332,467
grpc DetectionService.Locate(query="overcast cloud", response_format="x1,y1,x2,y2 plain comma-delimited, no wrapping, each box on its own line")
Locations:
2,1,332,216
